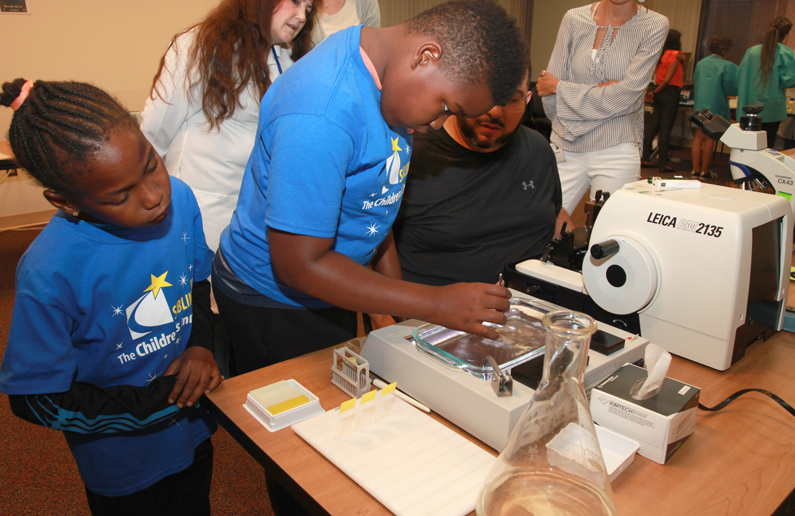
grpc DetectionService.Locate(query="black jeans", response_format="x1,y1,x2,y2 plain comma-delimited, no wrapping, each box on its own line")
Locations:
84,438,213,516
642,85,681,167
213,286,358,376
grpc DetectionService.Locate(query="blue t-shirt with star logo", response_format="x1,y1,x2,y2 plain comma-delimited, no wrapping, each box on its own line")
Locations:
219,25,412,308
0,176,215,496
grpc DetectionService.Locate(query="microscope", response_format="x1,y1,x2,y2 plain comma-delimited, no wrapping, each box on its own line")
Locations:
502,106,794,371
693,105,795,214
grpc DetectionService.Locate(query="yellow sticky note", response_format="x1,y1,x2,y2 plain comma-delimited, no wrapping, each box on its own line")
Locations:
340,398,356,413
266,395,309,415
382,382,397,396
361,390,377,404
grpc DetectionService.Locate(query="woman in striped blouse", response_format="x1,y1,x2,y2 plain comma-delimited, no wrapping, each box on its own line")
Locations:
537,0,668,216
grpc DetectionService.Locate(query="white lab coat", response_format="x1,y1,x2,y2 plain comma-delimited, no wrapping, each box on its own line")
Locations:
141,28,293,254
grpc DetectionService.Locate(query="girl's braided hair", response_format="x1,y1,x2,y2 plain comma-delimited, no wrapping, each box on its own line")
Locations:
1,79,137,201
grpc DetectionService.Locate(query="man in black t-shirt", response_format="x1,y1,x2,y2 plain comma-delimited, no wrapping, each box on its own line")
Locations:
392,71,571,287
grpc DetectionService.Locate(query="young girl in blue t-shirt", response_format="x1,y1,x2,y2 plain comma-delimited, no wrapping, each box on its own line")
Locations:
0,78,222,516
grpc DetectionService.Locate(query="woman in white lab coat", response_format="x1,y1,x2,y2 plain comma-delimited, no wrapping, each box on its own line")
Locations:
141,0,317,256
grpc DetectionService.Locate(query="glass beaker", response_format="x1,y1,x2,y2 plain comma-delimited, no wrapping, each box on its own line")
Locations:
476,310,617,516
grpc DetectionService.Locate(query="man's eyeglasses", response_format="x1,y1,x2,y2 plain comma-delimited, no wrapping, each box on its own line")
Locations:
503,91,531,113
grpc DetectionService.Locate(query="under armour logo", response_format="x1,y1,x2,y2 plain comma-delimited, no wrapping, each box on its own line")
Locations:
522,181,535,190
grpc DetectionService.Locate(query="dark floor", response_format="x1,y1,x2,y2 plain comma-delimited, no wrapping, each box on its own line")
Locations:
643,140,733,182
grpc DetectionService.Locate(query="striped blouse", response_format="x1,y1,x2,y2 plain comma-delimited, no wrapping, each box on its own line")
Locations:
542,4,669,153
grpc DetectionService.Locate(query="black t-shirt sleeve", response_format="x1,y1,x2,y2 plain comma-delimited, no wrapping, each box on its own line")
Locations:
186,279,212,351
8,377,183,434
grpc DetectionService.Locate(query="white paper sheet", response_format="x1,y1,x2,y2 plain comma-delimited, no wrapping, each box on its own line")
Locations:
292,396,495,516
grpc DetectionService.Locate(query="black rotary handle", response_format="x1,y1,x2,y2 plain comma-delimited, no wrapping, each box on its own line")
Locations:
590,239,619,259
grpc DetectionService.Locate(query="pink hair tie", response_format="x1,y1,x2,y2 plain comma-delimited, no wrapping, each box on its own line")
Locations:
10,80,34,111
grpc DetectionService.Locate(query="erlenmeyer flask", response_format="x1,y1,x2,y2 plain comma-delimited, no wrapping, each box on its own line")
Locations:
476,310,617,516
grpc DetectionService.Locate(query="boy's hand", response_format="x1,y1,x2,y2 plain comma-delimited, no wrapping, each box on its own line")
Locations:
431,283,511,340
164,347,223,409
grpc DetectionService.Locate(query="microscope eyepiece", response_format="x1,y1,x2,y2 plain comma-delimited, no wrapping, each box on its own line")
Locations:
689,108,731,139
740,105,764,131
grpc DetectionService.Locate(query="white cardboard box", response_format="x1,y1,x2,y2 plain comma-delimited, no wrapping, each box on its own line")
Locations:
589,364,700,464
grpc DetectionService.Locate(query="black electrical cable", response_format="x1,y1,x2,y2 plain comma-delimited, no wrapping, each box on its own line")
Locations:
698,388,795,418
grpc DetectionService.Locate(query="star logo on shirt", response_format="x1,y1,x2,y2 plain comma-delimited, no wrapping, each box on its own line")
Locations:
179,274,188,287
182,232,190,244
116,342,124,350
147,371,161,385
366,222,380,237
144,272,172,299
111,305,123,317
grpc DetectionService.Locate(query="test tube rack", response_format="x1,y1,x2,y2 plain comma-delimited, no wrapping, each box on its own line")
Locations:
331,346,370,398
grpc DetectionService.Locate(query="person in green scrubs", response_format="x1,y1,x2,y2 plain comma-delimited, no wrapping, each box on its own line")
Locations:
737,16,795,148
691,35,738,178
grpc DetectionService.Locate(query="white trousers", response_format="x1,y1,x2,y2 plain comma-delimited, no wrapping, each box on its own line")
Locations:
557,142,641,215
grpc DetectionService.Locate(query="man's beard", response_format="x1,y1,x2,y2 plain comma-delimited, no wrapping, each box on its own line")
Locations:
457,116,518,150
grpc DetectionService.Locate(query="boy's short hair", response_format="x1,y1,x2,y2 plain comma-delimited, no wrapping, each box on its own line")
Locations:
708,35,732,57
405,0,528,106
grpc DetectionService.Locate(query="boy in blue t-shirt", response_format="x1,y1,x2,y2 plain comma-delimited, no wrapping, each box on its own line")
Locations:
214,0,530,375
0,79,221,515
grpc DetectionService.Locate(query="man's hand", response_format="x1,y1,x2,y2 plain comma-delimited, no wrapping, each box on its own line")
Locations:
165,347,223,408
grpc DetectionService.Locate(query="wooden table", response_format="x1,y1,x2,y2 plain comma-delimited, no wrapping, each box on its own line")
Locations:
205,330,795,516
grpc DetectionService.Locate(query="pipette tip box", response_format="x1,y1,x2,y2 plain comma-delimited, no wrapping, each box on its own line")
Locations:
244,379,324,432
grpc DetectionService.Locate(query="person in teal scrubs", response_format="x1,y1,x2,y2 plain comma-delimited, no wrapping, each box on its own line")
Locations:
737,16,795,148
691,35,738,178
